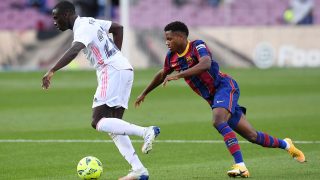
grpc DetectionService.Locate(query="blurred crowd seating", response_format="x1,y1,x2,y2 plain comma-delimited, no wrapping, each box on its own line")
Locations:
0,0,319,30
0,0,56,30
129,0,319,28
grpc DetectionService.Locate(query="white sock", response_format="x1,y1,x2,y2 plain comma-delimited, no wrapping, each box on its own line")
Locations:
96,118,145,137
236,162,246,167
109,133,144,171
284,139,290,150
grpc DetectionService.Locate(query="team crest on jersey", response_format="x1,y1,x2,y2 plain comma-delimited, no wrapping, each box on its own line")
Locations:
186,56,193,62
97,29,104,42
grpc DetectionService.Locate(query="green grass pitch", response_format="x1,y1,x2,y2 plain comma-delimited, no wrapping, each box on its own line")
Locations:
0,68,320,179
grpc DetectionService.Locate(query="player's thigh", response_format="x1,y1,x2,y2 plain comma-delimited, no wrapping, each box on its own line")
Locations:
92,104,113,120
212,107,231,126
92,104,125,121
112,107,125,119
92,104,114,128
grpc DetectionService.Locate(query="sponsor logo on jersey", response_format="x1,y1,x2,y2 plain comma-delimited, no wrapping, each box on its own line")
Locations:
97,29,104,42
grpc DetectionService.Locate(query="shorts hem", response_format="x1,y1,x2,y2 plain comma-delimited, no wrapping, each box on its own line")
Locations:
92,102,128,109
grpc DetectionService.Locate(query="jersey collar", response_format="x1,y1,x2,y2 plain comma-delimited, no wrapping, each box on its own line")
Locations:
177,41,190,57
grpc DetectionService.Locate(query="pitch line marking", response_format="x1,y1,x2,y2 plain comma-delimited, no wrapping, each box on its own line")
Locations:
0,139,319,144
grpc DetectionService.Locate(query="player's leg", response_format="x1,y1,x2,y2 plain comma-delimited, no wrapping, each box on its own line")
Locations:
93,67,160,153
92,105,149,179
93,105,160,154
110,107,150,180
213,108,244,165
112,106,125,119
234,113,305,162
109,133,149,180
212,108,249,178
93,105,145,137
211,77,249,177
92,67,156,179
105,106,160,150
233,113,286,148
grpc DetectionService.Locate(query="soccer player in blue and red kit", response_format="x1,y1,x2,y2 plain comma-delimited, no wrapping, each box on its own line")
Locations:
135,21,306,178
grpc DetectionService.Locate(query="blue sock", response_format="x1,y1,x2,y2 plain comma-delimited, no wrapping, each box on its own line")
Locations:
216,122,244,163
256,131,287,149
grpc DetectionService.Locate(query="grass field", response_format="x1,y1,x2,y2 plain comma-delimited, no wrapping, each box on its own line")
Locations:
1,68,320,179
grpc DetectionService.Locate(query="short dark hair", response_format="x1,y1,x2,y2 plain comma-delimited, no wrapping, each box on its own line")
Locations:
164,21,189,37
54,1,75,14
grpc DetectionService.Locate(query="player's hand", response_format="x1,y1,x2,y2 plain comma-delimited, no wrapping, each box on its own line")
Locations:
42,70,54,90
135,94,146,108
162,75,179,87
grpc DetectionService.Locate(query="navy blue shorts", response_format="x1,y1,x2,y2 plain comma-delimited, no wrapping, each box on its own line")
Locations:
211,76,246,129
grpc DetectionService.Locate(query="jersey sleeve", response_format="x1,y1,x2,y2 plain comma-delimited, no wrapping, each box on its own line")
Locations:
163,52,174,74
96,19,112,32
73,25,95,47
193,40,210,59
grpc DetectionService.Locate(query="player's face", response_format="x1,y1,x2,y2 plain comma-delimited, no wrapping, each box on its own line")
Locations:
165,31,185,53
52,8,69,31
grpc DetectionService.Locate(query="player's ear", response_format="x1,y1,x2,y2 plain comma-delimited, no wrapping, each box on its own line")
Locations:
64,10,72,18
177,32,185,40
64,12,69,18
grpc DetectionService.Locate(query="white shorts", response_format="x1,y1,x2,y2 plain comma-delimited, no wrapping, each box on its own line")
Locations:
92,65,133,109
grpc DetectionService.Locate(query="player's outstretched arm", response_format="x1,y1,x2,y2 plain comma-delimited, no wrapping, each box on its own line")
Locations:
109,22,123,50
135,69,167,107
163,56,211,87
42,42,85,89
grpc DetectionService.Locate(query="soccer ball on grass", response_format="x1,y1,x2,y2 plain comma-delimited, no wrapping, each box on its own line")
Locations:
77,156,103,179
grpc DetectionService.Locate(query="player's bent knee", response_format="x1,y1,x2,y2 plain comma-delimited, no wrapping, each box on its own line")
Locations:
91,117,100,130
213,120,225,128
213,115,228,128
212,121,219,128
91,120,97,129
245,132,258,143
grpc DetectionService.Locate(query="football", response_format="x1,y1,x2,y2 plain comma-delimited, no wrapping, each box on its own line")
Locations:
77,156,103,179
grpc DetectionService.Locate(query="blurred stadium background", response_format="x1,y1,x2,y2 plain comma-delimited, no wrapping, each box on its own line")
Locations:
0,0,319,70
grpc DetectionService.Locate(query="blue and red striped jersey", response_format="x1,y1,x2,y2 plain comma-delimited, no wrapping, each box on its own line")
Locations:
163,40,229,101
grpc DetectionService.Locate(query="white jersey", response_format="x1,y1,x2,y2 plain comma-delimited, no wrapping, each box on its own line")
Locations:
73,16,133,70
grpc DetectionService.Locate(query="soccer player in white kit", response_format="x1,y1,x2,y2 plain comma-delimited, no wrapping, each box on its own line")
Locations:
41,1,159,180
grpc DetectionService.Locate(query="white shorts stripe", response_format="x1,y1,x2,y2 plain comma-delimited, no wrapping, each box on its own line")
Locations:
93,65,133,109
